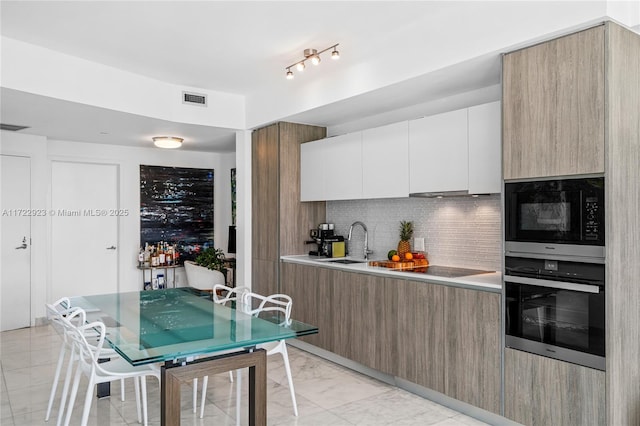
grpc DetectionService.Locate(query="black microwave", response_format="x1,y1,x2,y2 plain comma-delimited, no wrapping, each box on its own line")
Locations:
505,177,604,259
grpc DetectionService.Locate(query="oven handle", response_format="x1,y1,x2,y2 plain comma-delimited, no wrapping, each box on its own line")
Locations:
505,275,601,294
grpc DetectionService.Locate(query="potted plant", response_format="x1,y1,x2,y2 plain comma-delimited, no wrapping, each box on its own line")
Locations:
184,247,227,290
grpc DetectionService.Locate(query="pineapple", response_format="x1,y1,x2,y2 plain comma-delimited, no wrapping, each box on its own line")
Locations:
397,220,414,259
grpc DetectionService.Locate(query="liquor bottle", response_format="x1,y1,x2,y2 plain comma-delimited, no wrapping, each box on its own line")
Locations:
144,244,151,267
151,245,159,267
173,247,179,264
158,242,166,266
166,244,173,266
138,248,144,267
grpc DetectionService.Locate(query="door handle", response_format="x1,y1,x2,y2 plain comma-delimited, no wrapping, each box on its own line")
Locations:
15,237,28,250
106,246,116,250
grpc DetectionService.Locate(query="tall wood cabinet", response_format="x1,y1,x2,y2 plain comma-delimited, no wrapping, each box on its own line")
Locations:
503,22,640,425
251,122,326,295
503,25,605,179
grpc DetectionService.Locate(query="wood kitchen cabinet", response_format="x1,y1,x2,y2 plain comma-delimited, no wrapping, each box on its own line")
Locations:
281,262,502,412
394,278,446,393
502,25,605,179
504,348,605,425
409,108,468,194
280,262,334,350
332,270,396,374
252,122,326,295
280,264,396,374
443,286,501,414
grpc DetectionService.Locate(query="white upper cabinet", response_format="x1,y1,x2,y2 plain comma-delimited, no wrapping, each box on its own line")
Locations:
323,132,363,200
300,139,326,202
362,121,409,199
300,102,501,201
301,132,364,201
409,108,469,194
468,101,501,194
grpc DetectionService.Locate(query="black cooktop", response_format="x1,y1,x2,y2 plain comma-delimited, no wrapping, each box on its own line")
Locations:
408,265,494,278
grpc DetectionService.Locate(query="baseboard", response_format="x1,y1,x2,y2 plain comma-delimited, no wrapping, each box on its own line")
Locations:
34,316,49,327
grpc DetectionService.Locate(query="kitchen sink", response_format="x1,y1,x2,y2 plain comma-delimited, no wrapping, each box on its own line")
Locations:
328,259,367,264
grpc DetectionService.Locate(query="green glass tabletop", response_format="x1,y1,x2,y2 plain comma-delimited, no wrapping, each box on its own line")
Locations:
69,288,318,366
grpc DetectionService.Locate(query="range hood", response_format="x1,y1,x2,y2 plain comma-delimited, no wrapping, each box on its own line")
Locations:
409,190,471,198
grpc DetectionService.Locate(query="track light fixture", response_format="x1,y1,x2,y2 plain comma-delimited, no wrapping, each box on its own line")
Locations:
285,43,339,79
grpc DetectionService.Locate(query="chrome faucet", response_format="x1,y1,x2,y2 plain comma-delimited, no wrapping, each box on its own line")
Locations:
348,221,373,260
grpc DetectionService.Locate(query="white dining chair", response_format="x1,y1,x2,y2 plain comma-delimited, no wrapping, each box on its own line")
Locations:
242,291,298,417
45,299,128,425
45,297,76,422
197,290,299,418
62,320,160,426
194,284,250,419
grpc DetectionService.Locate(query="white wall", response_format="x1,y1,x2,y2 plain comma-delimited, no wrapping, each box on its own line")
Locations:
234,130,252,289
1,130,235,322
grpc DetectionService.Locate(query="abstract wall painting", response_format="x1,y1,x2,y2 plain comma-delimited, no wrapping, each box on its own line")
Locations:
140,165,214,262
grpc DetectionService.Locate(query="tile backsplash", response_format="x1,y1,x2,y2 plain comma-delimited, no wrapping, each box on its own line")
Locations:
326,195,502,271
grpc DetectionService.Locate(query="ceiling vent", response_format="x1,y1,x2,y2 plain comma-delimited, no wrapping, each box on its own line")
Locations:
0,123,30,131
182,91,207,107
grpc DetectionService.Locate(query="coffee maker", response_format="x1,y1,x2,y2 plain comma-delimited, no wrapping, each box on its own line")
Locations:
306,223,345,257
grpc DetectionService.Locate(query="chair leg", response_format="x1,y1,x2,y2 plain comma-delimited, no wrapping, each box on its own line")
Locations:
121,378,125,402
199,375,209,418
134,376,142,424
63,363,83,426
45,343,66,421
236,369,241,426
141,376,148,426
281,345,299,416
56,350,76,426
79,379,95,426
192,377,198,413
229,370,234,382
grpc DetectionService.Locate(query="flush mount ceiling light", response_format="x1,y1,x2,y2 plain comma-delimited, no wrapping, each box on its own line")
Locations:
153,136,183,149
285,43,339,79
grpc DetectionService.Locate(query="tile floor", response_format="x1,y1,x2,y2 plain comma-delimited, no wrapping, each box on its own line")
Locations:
1,325,490,425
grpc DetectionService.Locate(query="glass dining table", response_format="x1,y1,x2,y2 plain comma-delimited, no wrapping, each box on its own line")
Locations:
69,287,318,426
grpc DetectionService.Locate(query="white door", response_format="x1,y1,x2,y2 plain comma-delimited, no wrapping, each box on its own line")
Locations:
51,161,119,300
1,155,32,331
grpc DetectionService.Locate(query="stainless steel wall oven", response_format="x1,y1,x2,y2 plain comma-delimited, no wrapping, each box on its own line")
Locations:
504,256,605,370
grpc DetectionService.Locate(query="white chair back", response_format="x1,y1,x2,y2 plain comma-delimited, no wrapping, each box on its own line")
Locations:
46,297,76,335
212,284,250,306
242,292,292,325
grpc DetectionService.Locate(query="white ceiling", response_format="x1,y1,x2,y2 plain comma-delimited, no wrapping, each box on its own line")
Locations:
0,1,632,152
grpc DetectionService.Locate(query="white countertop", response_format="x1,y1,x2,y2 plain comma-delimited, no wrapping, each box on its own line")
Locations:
281,255,502,293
